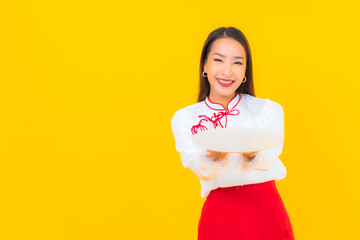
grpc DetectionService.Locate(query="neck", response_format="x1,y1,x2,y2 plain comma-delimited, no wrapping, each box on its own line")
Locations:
208,92,237,112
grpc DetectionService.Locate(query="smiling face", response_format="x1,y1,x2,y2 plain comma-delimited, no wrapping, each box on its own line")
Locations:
204,37,247,102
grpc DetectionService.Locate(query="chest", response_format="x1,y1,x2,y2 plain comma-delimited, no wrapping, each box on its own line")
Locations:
190,107,261,135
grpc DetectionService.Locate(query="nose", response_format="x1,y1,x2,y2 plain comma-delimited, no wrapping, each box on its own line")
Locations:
222,62,232,77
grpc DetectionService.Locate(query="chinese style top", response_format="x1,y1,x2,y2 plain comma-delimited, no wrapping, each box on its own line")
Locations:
170,92,286,198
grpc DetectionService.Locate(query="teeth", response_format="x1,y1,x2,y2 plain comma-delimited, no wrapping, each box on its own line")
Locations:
218,79,232,84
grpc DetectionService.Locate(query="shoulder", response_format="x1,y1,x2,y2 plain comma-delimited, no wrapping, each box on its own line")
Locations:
241,93,283,113
171,101,204,126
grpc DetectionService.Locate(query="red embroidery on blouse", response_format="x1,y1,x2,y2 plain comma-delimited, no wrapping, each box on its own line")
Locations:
205,93,241,111
191,119,208,135
191,109,240,135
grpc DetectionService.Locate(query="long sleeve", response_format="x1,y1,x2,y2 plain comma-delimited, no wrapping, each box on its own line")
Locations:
171,109,223,181
253,101,285,170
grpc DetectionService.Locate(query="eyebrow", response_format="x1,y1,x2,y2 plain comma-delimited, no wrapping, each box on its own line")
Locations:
213,52,244,59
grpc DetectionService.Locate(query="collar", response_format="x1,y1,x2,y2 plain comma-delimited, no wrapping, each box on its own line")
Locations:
205,93,241,111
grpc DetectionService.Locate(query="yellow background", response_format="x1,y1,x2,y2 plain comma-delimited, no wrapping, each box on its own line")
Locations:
3,0,360,239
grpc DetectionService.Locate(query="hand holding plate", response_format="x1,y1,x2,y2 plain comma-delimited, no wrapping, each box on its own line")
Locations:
242,151,259,162
206,150,228,162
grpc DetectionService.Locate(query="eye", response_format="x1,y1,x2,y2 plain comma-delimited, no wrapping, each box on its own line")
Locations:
214,58,243,65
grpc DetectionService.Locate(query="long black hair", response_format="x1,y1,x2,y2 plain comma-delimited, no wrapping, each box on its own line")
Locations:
198,27,255,102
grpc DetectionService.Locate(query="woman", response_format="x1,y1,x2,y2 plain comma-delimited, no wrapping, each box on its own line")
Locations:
170,27,295,239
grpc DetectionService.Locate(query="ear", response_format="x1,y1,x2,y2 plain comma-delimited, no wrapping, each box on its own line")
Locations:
203,63,207,73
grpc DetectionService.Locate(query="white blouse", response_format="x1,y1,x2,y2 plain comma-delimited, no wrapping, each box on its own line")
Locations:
170,92,287,198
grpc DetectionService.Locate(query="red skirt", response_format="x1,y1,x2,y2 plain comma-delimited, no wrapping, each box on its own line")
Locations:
198,180,295,240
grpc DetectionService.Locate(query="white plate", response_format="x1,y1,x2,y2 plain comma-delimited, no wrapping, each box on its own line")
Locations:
191,127,283,152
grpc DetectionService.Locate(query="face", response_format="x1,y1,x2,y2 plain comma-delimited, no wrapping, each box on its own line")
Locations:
204,37,247,100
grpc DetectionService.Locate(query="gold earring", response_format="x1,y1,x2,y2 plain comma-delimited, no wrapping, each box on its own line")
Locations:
242,76,247,83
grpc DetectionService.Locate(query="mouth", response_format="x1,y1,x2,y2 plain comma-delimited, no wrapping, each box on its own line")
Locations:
216,78,235,87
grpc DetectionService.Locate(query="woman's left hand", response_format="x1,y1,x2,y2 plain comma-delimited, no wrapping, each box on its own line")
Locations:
242,151,258,162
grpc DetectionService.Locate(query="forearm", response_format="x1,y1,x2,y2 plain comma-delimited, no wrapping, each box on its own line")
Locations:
252,144,282,170
180,150,225,181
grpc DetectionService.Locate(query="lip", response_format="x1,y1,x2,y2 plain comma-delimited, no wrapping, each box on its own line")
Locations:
216,78,234,87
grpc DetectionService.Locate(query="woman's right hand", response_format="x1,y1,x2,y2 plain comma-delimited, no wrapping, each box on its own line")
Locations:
206,150,228,162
